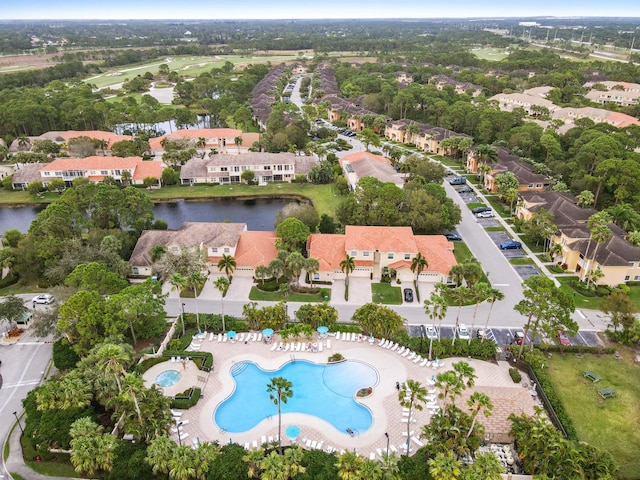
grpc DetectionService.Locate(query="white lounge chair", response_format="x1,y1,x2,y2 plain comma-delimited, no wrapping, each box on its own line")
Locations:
171,409,183,417
237,333,244,342
268,436,273,443
256,333,262,342
413,355,423,364
283,343,290,352
252,440,258,448
326,340,331,349
310,440,317,449
305,439,312,447
170,356,176,363
301,343,307,352
370,452,376,460
376,448,383,457
411,436,425,447
390,445,397,453
318,342,323,352
277,342,283,350
245,443,250,450
378,337,386,346
391,343,399,351
179,432,189,440
397,346,406,354
261,435,267,444
209,332,214,341
270,343,278,351
222,335,227,342
316,441,323,450
402,349,410,357
401,430,414,437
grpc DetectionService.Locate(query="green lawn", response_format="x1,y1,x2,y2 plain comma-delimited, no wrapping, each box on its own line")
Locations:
470,47,510,61
26,460,80,478
509,258,534,265
452,242,474,263
545,353,640,478
371,282,402,304
248,286,330,303
557,276,604,310
149,183,338,217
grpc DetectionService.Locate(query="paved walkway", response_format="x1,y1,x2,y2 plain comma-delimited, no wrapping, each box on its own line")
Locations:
146,333,539,457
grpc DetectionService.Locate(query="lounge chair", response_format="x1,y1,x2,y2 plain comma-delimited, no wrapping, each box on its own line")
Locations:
401,430,414,437
277,342,283,350
305,439,312,447
170,356,176,363
378,337,386,346
310,440,317,449
261,435,267,444
237,333,244,342
316,441,323,450
217,334,222,342
402,411,410,417
397,346,406,355
256,333,262,342
171,409,183,417
270,343,278,351
402,407,410,413
402,349,410,357
283,343,290,352
411,436,424,447
252,440,258,448
376,448,383,457
391,343,399,351
326,340,331,349
268,436,273,443
390,445,397,453
209,332,214,341
223,335,228,342
419,358,428,367
245,442,250,450
179,432,189,440
407,352,416,360
413,355,423,363
370,452,376,460
318,342,323,352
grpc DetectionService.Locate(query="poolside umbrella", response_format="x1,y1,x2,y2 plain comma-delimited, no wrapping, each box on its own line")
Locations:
285,425,300,442
262,328,274,337
227,331,237,339
317,326,329,334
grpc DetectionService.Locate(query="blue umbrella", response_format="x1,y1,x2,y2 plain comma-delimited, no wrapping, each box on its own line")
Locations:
227,331,237,339
262,328,274,337
285,425,300,440
317,326,329,334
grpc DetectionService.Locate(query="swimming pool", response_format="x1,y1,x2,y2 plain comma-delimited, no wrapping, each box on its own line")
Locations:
155,370,181,387
214,360,378,434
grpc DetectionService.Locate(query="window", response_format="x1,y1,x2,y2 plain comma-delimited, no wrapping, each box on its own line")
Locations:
284,165,290,171
211,247,218,253
265,165,271,170
313,273,320,280
224,247,230,253
114,170,121,175
363,251,369,257
528,183,533,188
536,183,542,188
101,170,108,175
241,166,247,171
625,275,630,281
233,166,240,172
351,250,357,257
629,262,635,268
277,165,283,171
388,253,394,260
132,267,138,274
634,275,640,281
405,253,411,260
221,167,228,172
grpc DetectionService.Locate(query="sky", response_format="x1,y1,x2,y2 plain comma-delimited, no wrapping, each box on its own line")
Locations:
4,0,640,20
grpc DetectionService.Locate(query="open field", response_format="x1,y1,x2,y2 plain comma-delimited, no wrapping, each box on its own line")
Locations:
470,47,510,61
545,352,640,479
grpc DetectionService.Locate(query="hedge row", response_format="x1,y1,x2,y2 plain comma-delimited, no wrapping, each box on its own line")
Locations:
171,387,201,409
162,350,213,372
535,344,615,355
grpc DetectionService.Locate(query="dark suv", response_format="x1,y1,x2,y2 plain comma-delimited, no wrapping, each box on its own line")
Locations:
471,206,492,214
403,288,414,302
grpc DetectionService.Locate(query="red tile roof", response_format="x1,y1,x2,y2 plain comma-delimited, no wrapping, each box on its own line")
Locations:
58,130,133,149
132,160,164,180
345,226,417,253
339,151,389,164
234,231,278,268
306,234,346,272
41,156,141,171
148,128,243,150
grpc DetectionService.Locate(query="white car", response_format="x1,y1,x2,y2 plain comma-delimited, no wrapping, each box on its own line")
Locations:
424,325,438,339
475,211,494,218
457,324,470,340
32,294,54,305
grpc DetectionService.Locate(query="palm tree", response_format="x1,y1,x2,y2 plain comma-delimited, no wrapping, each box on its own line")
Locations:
548,241,563,263
150,245,166,263
304,257,320,288
269,258,285,285
168,445,196,480
214,276,230,332
255,265,270,285
187,271,206,331
146,435,175,477
91,342,134,396
449,286,470,345
286,251,306,287
335,451,363,480
267,377,293,451
585,219,612,288
399,379,427,455
340,253,355,286
169,273,187,336
410,252,428,285
260,451,285,480
69,417,116,477
467,452,503,479
217,254,236,279
466,392,493,440
121,170,132,186
480,288,505,343
196,137,206,158
468,283,491,344
283,446,306,479
424,285,448,360
243,448,265,479
234,135,243,154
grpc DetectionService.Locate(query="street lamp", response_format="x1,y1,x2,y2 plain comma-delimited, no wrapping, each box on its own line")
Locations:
384,432,389,457
177,421,183,446
13,411,23,435
428,324,435,361
180,303,186,336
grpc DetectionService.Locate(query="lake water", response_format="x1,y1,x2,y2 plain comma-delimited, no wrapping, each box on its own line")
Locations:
0,198,293,236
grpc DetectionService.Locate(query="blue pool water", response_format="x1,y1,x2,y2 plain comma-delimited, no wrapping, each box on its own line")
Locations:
215,360,378,434
155,370,181,387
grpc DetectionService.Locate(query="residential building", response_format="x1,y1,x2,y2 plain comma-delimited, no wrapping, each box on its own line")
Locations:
8,130,133,154
384,119,470,155
148,128,255,155
430,75,483,97
516,191,640,286
583,81,640,107
339,152,404,190
38,156,164,186
306,226,457,284
467,147,550,193
551,107,640,128
129,222,277,278
488,92,558,115
179,152,317,185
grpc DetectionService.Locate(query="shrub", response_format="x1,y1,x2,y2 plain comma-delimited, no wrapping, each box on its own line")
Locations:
171,387,202,409
509,367,522,383
136,356,169,374
328,353,344,362
0,272,18,289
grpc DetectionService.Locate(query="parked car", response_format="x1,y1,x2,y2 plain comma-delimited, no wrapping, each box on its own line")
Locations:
457,324,470,340
457,186,473,193
32,294,54,305
424,325,438,339
500,240,522,250
403,288,414,302
448,176,467,185
513,331,525,345
471,206,492,214
476,328,486,339
475,211,494,218
557,330,571,346
444,233,462,241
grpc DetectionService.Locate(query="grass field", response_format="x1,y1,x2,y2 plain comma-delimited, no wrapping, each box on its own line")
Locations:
371,282,402,305
470,47,510,61
84,54,302,89
545,352,640,478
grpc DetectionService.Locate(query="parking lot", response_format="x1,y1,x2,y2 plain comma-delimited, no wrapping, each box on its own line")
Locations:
407,325,604,348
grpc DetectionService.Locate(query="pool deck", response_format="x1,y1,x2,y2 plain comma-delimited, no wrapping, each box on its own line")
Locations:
143,334,540,456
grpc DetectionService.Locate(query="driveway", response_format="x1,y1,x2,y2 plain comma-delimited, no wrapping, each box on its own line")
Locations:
332,277,372,305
